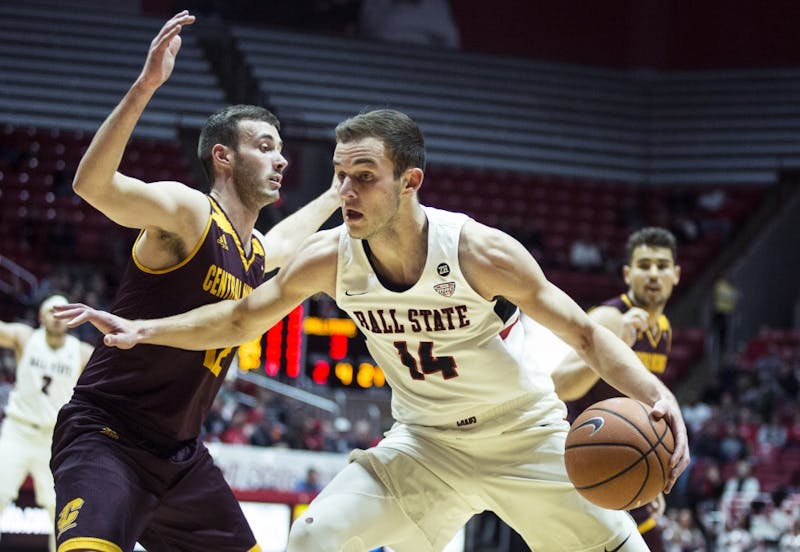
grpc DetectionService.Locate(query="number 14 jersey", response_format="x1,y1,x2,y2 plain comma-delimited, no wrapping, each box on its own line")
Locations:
336,207,556,428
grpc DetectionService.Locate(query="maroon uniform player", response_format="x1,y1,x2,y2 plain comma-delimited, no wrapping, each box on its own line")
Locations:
553,227,681,552
50,12,338,552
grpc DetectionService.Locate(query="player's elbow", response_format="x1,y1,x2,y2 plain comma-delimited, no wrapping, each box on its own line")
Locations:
71,174,91,198
229,303,266,345
71,172,107,204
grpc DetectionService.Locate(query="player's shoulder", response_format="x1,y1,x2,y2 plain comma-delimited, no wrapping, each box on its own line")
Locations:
458,217,523,266
150,180,211,222
3,322,36,348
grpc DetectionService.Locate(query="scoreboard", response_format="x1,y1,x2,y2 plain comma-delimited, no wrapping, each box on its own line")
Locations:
242,301,387,390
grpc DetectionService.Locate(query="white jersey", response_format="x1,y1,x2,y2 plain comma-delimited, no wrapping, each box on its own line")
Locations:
336,206,559,427
5,328,82,430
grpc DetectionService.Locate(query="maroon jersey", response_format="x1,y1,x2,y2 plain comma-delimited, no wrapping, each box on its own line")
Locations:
565,293,672,421
72,197,266,448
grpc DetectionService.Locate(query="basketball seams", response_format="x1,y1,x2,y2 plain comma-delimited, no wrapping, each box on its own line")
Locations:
565,442,652,509
582,404,672,459
564,397,675,510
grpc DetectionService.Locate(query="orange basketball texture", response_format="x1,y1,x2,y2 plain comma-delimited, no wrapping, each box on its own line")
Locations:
564,397,674,510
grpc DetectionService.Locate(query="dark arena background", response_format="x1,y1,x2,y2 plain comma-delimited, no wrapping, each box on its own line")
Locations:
1,0,799,550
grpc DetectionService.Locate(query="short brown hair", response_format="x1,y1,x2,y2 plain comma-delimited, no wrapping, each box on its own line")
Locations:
335,109,425,178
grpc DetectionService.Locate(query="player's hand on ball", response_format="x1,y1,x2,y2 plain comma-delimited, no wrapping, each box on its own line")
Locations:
53,304,141,350
650,396,690,493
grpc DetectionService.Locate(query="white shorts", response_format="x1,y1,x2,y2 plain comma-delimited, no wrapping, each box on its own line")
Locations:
351,394,641,551
0,415,56,516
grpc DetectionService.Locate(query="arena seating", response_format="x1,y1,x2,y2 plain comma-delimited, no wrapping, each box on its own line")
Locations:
0,125,196,276
0,3,225,139
232,24,800,184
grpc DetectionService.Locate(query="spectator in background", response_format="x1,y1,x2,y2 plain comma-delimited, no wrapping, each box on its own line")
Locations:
295,467,322,494
716,516,754,552
749,497,786,550
325,416,352,453
220,406,250,445
721,460,760,509
780,517,800,551
696,187,733,239
785,410,800,450
719,421,748,463
689,462,725,514
682,395,713,435
568,227,604,272
755,412,787,461
359,0,460,48
662,508,707,552
712,275,739,359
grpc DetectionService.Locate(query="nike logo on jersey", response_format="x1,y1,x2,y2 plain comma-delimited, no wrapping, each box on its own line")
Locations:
605,533,631,551
575,416,604,436
345,290,368,296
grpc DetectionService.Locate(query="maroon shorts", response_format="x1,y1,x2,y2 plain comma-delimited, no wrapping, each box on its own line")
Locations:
51,405,259,552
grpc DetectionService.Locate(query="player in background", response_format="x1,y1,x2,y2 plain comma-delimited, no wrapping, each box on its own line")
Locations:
0,294,93,552
552,226,681,552
56,109,690,552
48,12,340,552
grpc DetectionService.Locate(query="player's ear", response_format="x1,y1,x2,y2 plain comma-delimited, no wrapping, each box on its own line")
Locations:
211,144,231,168
622,264,631,285
402,168,423,193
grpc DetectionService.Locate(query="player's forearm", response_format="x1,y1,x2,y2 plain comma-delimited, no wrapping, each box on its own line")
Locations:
132,299,255,351
579,325,671,405
134,279,301,351
551,352,601,401
73,80,157,201
263,184,340,270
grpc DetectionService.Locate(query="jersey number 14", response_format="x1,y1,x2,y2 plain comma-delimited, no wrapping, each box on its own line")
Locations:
393,341,458,380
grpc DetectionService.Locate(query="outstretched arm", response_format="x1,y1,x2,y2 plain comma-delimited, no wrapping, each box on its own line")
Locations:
55,230,340,351
262,175,341,272
459,220,689,491
551,305,649,401
0,321,34,359
71,11,206,234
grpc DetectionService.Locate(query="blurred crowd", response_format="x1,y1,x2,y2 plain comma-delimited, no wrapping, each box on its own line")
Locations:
660,332,800,551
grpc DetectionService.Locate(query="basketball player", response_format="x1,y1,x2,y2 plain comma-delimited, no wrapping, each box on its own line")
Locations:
56,109,690,551
552,226,681,552
0,294,93,552
48,12,339,552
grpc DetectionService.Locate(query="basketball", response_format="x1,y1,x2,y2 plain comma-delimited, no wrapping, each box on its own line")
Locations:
564,397,674,510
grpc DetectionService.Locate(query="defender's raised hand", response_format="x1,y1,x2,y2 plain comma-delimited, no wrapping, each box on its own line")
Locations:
53,304,141,350
138,10,196,92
